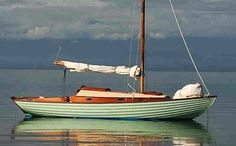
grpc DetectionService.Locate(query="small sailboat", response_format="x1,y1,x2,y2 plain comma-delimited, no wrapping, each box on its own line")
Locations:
11,0,216,120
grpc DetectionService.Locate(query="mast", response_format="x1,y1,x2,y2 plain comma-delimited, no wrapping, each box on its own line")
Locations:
140,0,145,93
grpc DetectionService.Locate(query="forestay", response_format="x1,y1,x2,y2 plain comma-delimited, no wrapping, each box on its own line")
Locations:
57,60,141,78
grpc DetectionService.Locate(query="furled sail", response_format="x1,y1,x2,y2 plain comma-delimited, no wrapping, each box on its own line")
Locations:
54,60,141,78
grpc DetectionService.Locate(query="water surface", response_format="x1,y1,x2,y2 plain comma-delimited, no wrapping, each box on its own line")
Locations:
0,69,235,145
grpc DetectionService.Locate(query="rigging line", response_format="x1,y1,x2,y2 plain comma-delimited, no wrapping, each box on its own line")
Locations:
63,67,67,96
127,0,137,91
133,40,140,89
54,44,63,61
133,2,141,90
54,0,66,62
168,0,210,95
128,83,137,93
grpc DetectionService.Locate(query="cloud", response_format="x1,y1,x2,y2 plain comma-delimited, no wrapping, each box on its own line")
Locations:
25,26,52,39
202,0,228,3
149,32,166,39
92,32,130,40
0,0,235,40
0,0,109,9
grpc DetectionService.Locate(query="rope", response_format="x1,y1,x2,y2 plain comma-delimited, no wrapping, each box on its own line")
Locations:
128,83,137,93
54,0,65,61
55,44,63,61
133,31,140,90
168,0,210,95
126,0,137,92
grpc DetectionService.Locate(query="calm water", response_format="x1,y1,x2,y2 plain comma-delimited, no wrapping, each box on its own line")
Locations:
0,69,236,146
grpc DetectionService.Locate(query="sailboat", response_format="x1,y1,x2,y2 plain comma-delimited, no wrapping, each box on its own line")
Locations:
11,0,216,120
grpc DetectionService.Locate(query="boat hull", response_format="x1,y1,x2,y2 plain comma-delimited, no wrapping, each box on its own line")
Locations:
12,96,216,120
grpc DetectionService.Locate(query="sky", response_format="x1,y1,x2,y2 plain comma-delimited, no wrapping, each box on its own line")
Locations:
0,0,235,71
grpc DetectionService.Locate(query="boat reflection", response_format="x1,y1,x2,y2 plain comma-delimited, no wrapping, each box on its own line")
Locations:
13,118,212,146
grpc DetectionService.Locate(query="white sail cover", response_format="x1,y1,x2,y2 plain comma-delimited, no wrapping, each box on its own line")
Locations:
62,61,140,78
173,83,204,99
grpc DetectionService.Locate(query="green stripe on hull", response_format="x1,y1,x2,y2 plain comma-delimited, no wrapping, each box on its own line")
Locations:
15,97,216,120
